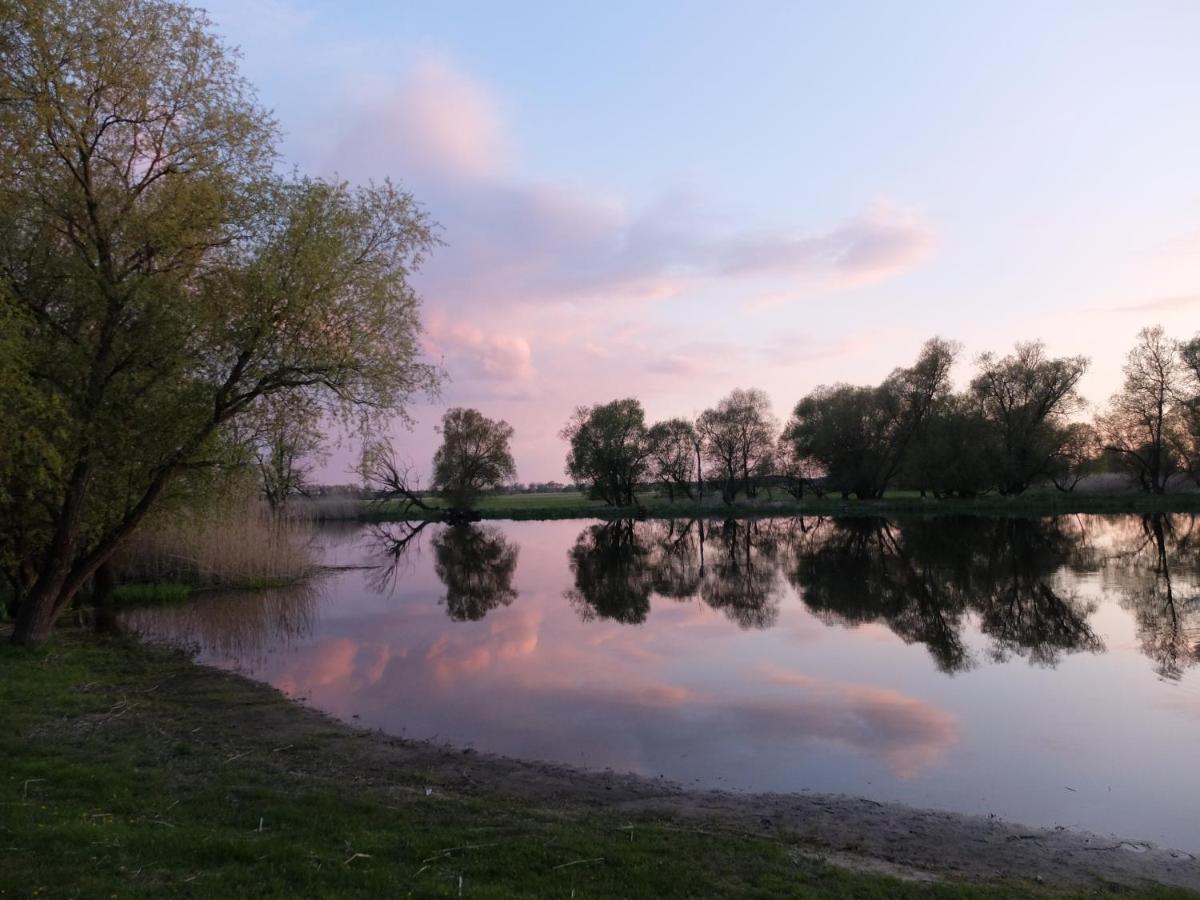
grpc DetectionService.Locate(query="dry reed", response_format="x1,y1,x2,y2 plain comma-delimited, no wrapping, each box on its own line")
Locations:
118,502,315,589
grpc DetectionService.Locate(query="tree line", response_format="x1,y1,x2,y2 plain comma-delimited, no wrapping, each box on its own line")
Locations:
561,328,1200,505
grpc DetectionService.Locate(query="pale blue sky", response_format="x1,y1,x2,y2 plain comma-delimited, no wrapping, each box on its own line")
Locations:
202,0,1200,481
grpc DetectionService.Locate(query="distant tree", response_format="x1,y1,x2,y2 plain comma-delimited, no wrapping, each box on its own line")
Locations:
785,338,958,498
969,342,1088,495
1048,422,1102,493
1096,327,1188,493
773,435,824,499
561,399,649,506
904,396,993,497
249,397,327,514
646,418,698,501
431,408,516,511
0,1,440,645
697,389,777,503
1180,334,1200,483
360,442,434,516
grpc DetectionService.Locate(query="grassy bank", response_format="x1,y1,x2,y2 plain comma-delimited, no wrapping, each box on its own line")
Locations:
2,629,1190,898
347,489,1200,523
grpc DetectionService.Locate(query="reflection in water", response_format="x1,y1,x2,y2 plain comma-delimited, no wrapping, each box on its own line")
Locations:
700,520,783,630
120,514,1200,850
565,520,653,623
121,582,319,663
562,516,1112,670
786,517,1103,673
365,520,433,594
1105,514,1200,680
433,524,519,621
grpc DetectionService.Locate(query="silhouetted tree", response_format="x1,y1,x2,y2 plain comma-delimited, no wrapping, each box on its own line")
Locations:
786,338,957,498
1182,335,1200,482
432,408,516,511
646,418,698,501
561,399,650,506
774,435,824,499
1097,327,1189,493
970,342,1088,495
248,395,326,513
1048,422,1102,493
904,396,992,497
698,388,777,502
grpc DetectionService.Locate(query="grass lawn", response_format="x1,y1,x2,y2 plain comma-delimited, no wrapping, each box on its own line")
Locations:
2,629,1191,898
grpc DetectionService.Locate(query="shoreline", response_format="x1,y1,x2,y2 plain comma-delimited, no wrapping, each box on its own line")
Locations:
356,491,1200,523
5,628,1197,896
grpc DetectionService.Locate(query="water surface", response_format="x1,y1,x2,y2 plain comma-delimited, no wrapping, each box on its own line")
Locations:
123,514,1200,850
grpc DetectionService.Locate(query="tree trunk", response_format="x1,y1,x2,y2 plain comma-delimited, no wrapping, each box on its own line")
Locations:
92,561,119,635
11,574,66,647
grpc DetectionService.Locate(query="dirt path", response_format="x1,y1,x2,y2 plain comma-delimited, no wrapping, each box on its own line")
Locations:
155,661,1200,893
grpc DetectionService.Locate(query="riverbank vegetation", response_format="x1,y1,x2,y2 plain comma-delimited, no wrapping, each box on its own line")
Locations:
0,0,440,645
553,331,1200,512
2,628,1193,898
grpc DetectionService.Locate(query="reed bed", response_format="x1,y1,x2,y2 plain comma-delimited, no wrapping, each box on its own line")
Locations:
117,503,316,590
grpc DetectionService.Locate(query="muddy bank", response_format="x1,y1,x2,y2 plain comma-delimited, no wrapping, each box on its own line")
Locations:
158,659,1200,893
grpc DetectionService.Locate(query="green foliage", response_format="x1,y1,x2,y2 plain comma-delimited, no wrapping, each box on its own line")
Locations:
905,397,994,497
646,417,699,500
786,339,957,498
969,342,1088,495
110,582,192,607
698,388,778,502
0,0,438,642
561,398,650,506
431,408,517,510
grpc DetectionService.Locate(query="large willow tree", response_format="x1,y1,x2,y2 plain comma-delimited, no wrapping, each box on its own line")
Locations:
0,0,439,645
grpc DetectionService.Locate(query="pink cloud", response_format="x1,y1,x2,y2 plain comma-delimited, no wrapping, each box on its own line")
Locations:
331,55,508,184
425,315,535,385
306,57,936,480
720,201,936,289
1099,293,1200,313
323,60,933,318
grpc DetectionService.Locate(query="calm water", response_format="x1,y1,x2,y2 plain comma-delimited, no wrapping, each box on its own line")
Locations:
122,514,1200,850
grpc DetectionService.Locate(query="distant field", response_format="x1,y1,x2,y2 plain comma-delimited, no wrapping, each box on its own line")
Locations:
431,491,602,511
305,482,1200,524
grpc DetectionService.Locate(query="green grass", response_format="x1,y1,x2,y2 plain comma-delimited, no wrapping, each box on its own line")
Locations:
111,582,193,607
2,630,1188,898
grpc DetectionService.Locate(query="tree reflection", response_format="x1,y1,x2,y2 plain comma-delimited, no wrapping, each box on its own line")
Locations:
432,524,519,621
565,520,653,623
648,519,704,600
565,518,785,628
787,518,972,673
364,520,433,595
1106,513,1200,680
699,519,783,630
784,517,1102,673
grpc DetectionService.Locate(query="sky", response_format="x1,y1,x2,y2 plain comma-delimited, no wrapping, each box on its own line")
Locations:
199,0,1200,483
